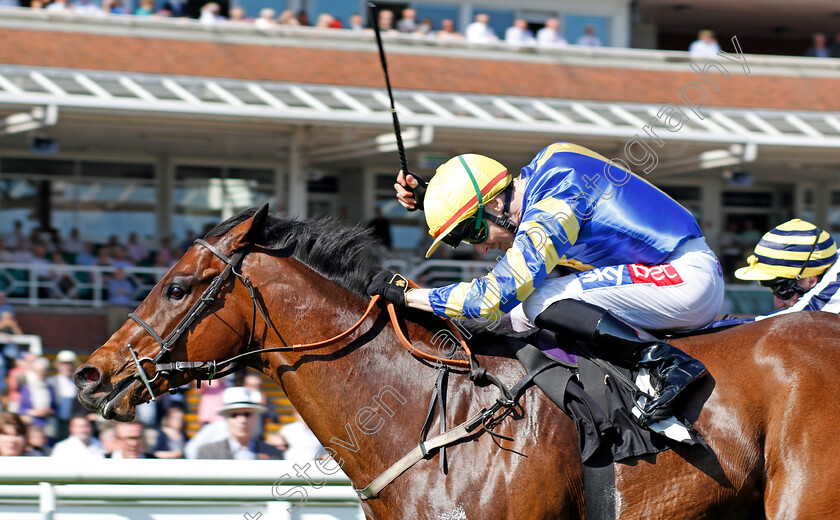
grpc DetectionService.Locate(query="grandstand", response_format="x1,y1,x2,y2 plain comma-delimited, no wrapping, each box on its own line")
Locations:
1,2,840,508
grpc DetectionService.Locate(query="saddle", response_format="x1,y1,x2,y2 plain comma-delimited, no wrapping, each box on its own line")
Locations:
508,331,708,464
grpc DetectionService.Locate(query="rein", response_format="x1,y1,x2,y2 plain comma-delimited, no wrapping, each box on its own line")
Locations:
127,239,471,401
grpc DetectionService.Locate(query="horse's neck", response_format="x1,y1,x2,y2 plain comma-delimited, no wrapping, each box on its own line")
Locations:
255,256,456,484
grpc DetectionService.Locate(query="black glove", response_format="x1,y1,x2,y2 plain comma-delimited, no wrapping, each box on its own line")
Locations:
405,171,427,212
367,270,409,306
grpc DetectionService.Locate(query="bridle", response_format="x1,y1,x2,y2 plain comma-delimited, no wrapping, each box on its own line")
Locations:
126,238,474,402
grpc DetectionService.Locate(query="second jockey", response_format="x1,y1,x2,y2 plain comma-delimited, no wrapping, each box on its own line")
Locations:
368,142,725,424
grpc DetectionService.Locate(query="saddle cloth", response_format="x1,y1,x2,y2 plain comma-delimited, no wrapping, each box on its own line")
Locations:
510,333,709,463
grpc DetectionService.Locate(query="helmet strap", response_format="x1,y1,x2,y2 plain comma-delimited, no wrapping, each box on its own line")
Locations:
457,155,485,233
795,232,821,280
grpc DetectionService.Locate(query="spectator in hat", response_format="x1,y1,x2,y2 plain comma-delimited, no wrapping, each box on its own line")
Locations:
196,387,282,460
50,415,105,458
48,350,78,441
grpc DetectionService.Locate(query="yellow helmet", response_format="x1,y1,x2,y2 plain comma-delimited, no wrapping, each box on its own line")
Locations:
423,154,512,258
734,219,837,281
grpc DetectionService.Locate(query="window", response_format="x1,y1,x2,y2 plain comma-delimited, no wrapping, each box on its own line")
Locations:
235,0,285,21
375,173,424,250
0,159,156,242
173,165,273,240
415,3,459,32
311,0,359,26
564,15,609,46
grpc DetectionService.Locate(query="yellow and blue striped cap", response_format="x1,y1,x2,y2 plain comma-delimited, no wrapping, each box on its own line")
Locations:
734,219,837,281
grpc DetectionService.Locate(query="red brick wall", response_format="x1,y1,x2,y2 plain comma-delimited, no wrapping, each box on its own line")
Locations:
2,28,840,111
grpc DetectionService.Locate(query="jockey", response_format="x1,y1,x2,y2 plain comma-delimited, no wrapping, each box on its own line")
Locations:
733,219,839,316
367,142,725,425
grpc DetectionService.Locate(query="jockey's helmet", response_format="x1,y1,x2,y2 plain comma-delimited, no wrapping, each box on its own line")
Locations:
423,154,512,258
735,219,837,281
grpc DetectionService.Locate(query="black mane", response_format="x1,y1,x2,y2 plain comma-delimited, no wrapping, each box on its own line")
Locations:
207,208,383,297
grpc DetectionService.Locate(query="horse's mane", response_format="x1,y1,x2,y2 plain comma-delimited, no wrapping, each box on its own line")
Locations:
208,208,527,351
207,209,383,297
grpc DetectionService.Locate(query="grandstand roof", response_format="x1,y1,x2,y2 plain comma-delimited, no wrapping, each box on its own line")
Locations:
2,15,840,115
2,65,840,151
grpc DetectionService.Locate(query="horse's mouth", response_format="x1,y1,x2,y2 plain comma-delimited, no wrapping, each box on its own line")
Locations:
97,377,146,421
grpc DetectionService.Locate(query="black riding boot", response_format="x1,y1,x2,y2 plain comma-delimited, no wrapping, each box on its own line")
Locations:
534,300,708,425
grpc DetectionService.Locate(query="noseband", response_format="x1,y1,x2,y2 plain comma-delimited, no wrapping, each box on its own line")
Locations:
127,238,254,400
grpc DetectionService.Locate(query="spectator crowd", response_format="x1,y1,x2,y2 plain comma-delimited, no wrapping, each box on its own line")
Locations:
0,221,209,303
0,336,323,461
1,0,608,48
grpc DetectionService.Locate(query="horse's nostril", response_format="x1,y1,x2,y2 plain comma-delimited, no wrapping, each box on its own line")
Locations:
75,366,101,387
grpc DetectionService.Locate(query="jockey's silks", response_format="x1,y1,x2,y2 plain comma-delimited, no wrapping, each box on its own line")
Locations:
428,143,703,319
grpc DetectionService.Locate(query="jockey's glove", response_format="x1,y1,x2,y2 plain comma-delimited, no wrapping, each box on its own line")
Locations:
367,270,409,307
406,171,427,212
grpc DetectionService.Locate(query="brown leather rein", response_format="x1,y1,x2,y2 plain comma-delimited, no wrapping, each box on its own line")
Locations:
285,291,473,368
127,240,473,401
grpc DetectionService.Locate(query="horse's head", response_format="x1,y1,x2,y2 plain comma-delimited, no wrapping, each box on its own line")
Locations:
74,205,270,421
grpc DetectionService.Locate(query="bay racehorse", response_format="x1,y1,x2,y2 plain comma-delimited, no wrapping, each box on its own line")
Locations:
75,206,840,519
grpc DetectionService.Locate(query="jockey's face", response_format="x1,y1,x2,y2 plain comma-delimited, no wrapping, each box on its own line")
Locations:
773,275,818,309
472,216,515,256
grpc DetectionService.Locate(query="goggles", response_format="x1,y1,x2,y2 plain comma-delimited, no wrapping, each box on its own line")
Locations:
758,232,821,301
759,277,807,301
442,217,488,248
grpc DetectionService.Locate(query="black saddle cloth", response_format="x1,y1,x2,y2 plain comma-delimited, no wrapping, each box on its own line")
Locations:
508,336,706,463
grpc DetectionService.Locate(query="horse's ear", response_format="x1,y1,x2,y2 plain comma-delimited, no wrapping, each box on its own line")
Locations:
227,204,269,251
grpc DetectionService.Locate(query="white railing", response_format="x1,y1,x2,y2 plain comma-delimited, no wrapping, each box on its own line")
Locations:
0,262,168,308
0,457,364,520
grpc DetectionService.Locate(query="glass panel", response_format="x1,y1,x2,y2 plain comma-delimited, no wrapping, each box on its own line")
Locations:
173,165,272,240
176,165,223,181
564,15,609,46
415,3,460,32
51,181,157,242
233,0,284,20
229,168,273,185
0,179,39,235
81,161,154,179
311,0,359,27
1,158,74,177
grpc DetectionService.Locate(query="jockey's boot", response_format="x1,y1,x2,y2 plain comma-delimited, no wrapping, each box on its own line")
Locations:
534,299,708,425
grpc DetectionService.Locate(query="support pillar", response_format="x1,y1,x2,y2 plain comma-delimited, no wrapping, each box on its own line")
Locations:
155,155,174,241
287,128,307,219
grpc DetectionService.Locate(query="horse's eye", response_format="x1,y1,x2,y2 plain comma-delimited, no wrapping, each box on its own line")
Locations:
167,285,187,300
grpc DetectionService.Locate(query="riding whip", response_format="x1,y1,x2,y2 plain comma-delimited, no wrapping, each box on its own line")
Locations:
367,2,426,210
